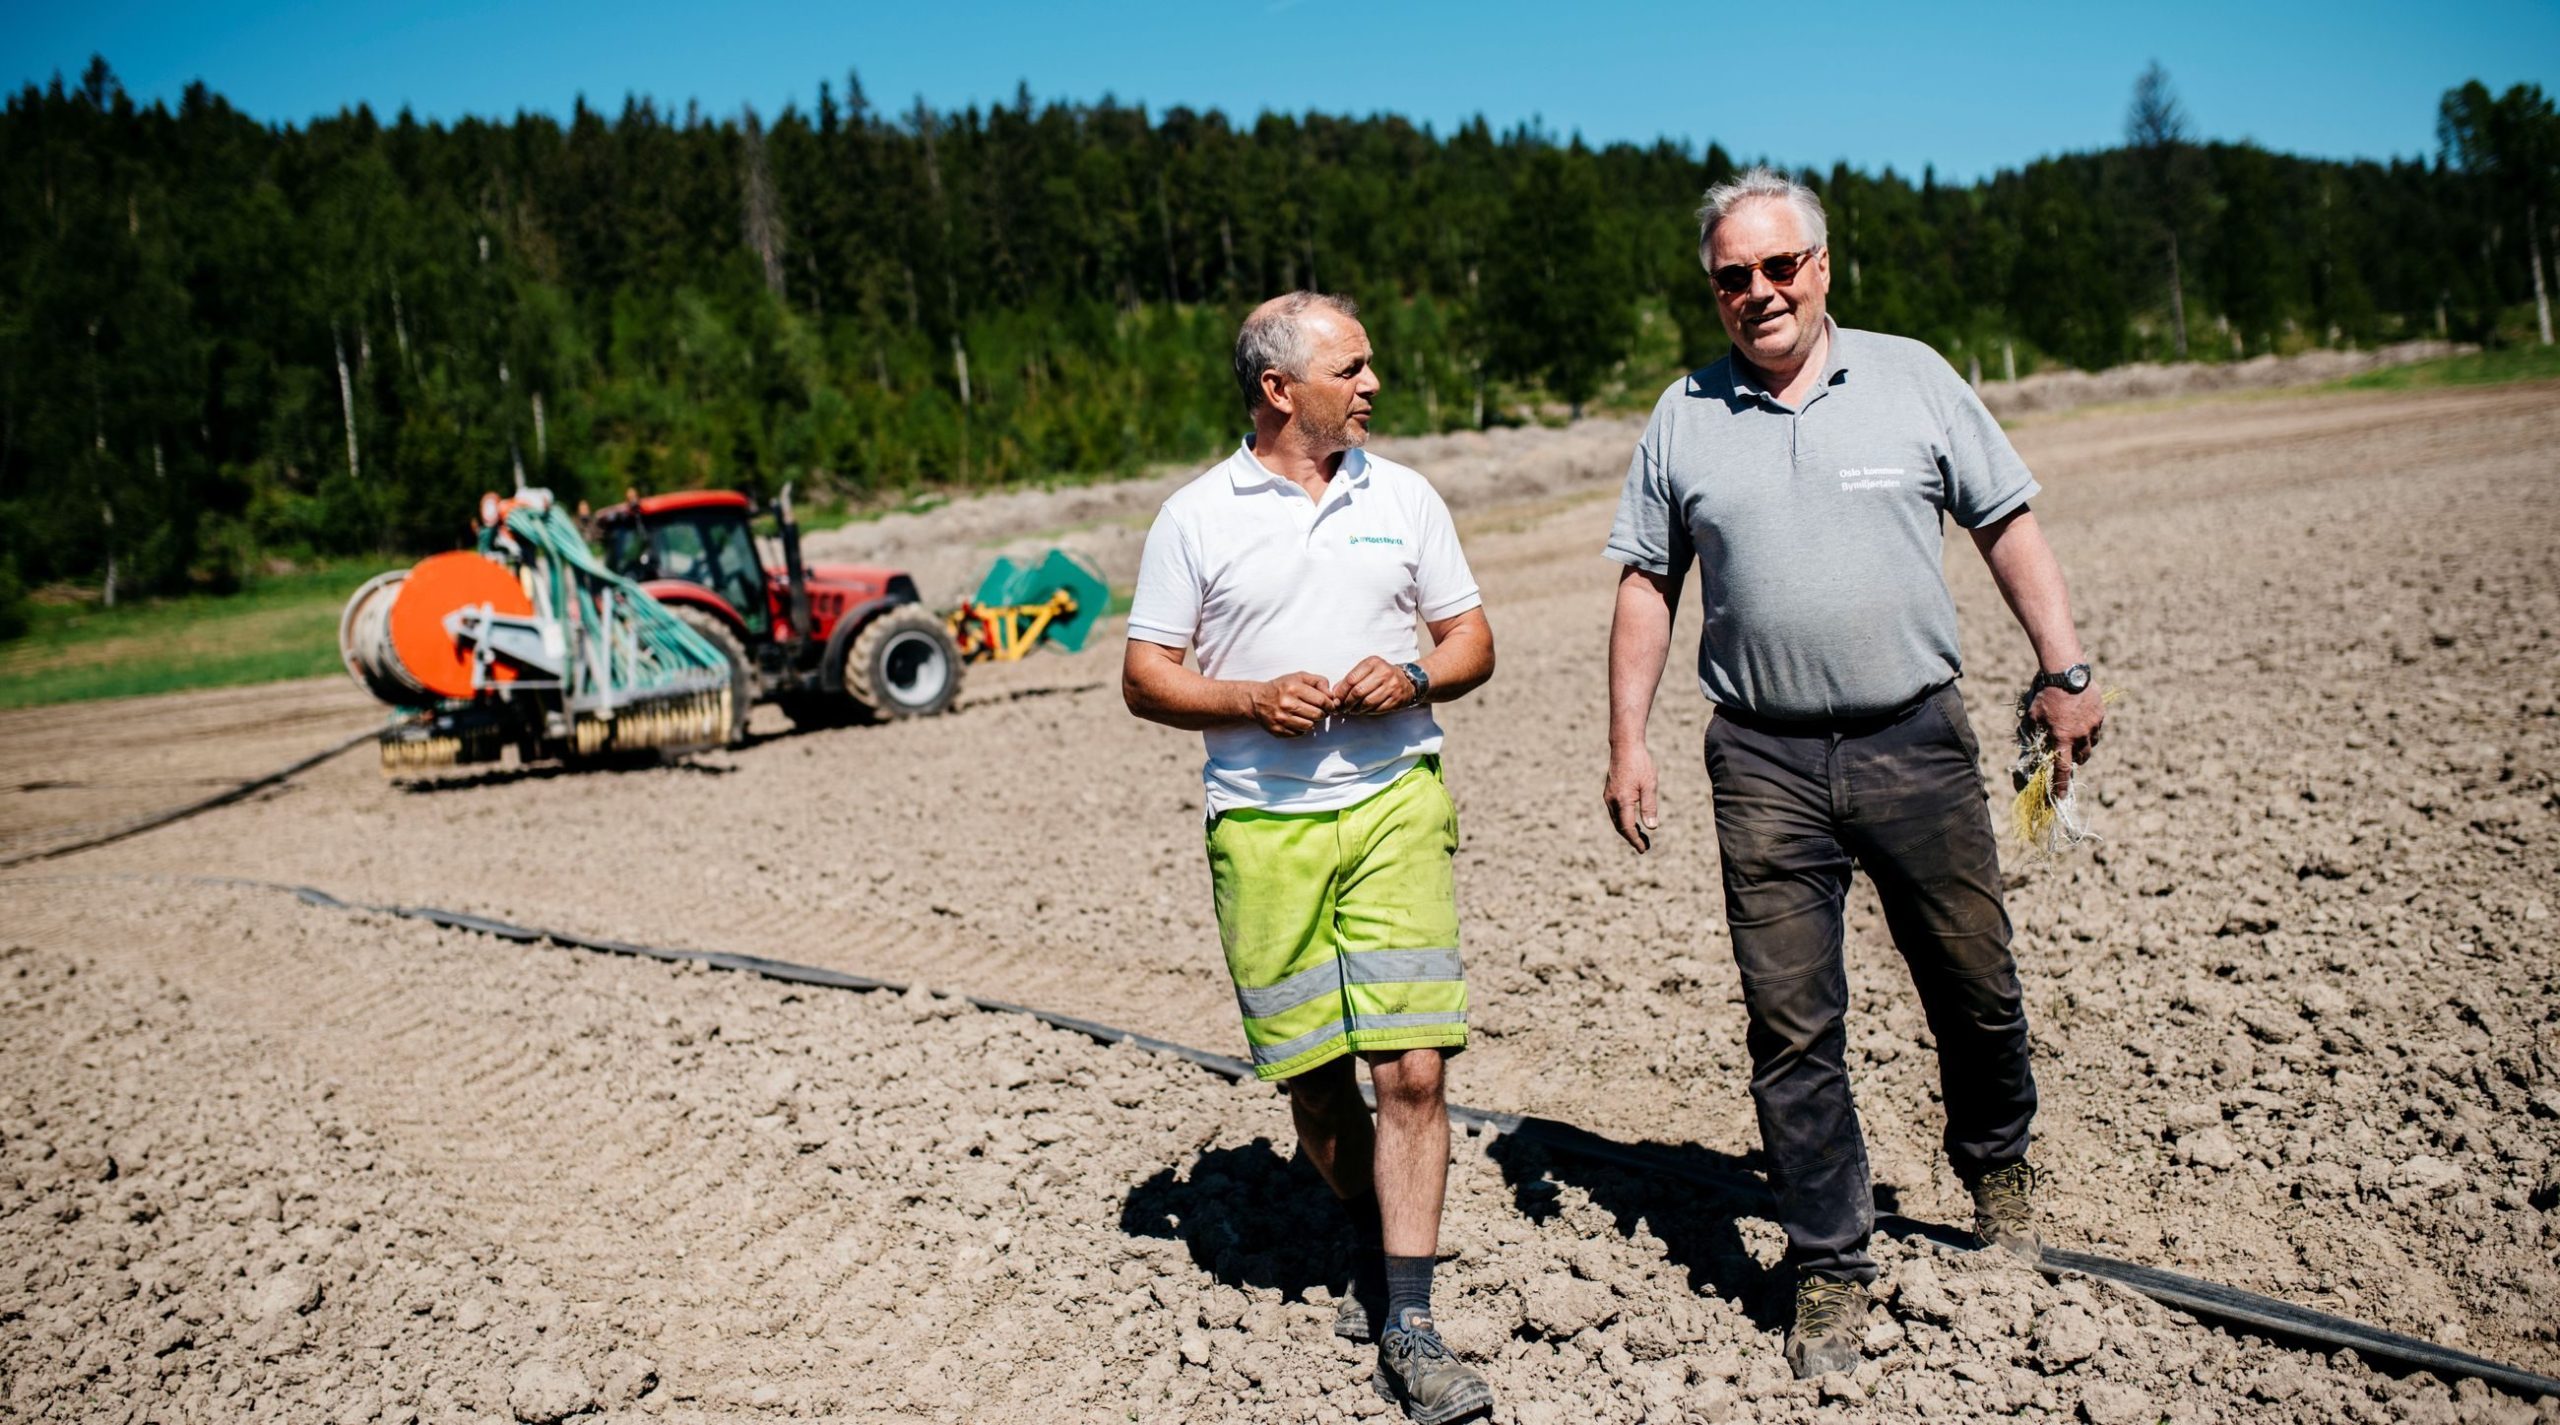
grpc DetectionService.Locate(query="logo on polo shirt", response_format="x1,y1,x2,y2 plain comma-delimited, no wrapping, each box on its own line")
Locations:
1838,465,1905,492
1348,534,1406,546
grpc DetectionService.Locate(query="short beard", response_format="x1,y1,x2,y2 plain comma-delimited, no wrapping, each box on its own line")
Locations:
1285,413,1363,460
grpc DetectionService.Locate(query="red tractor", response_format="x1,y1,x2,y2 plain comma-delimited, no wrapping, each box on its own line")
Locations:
589,485,962,741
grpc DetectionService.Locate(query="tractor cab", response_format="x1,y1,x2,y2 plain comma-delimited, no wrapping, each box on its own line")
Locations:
598,491,773,638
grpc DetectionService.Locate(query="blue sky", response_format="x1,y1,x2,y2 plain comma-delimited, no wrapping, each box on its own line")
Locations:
5,0,2554,180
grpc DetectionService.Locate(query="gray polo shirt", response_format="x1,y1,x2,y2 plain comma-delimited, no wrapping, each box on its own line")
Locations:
1606,323,2038,720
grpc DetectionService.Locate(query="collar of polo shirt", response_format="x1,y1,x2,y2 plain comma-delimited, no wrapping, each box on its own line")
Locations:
1230,437,1373,493
1723,316,1853,408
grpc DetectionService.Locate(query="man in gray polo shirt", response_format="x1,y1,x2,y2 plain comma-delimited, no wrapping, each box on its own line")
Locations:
1602,167,2106,1378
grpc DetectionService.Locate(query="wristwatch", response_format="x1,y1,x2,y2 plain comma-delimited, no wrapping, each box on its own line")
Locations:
1398,661,1432,708
2029,663,2092,696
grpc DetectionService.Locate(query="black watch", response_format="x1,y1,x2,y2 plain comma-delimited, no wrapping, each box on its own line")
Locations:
2030,662,2092,696
1399,661,1432,707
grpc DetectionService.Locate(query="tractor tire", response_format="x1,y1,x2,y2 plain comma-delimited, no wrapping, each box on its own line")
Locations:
843,604,963,720
671,606,754,747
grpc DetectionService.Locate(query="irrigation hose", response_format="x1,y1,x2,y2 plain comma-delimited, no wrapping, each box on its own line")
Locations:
6,868,2544,1403
7,720,2553,1400
0,728,377,871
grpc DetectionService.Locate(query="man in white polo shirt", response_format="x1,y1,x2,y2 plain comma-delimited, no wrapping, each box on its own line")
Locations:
1124,291,1496,1424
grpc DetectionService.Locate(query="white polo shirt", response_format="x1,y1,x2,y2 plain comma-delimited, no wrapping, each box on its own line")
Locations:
1128,439,1482,817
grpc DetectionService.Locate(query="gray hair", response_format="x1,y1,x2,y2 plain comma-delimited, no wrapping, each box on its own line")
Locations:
1233,291,1360,415
1696,166,1828,263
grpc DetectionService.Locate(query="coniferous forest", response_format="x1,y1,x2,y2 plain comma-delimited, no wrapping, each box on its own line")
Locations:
3,59,2554,601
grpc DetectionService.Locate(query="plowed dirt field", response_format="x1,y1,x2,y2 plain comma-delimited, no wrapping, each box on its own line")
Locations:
3,381,2556,1423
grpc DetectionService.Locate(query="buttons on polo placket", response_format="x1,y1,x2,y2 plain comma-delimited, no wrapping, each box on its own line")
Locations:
1304,481,1356,552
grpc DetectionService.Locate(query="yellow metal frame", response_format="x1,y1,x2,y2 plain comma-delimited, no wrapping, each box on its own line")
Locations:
947,589,1079,663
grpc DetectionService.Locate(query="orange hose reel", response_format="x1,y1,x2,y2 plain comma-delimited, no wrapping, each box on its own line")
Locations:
386,551,535,701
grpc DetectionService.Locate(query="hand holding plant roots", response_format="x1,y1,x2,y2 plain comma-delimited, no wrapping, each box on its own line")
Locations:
2010,685,2121,855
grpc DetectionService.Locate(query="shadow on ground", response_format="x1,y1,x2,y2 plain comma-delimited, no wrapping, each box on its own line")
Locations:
1116,1118,1969,1341
1485,1129,1797,1333
390,683,1103,795
397,753,742,794
1117,1137,1353,1303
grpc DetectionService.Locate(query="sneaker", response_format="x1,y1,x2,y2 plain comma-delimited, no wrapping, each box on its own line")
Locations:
1332,1288,1374,1343
1372,1310,1493,1425
1970,1160,2044,1267
1784,1275,1866,1379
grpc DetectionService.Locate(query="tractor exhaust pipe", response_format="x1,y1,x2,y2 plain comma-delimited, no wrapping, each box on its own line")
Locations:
776,482,813,646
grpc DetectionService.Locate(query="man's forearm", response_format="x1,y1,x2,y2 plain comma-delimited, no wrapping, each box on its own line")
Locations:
1972,510,2085,671
1418,609,1495,704
1123,647,1253,731
1608,569,1677,748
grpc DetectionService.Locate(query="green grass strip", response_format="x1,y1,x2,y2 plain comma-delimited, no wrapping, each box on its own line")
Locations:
2329,343,2560,391
0,563,375,710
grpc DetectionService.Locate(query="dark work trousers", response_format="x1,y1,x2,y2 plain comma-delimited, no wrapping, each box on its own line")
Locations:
1704,680,2035,1283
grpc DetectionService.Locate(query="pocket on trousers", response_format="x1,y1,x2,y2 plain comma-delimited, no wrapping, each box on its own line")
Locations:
1930,688,1983,762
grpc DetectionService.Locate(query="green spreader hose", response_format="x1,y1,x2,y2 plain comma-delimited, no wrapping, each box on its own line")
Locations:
487,503,729,699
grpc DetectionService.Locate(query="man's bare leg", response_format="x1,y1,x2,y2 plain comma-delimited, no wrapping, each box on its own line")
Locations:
1289,1055,1390,1340
1364,1047,1449,1258
1360,1045,1489,1423
1289,1051,1457,1337
1287,1055,1377,1199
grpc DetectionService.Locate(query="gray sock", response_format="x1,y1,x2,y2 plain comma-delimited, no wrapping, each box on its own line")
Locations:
1384,1253,1435,1331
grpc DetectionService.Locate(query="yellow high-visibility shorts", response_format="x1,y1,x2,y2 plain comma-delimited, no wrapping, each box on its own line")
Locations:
1207,759,1468,1081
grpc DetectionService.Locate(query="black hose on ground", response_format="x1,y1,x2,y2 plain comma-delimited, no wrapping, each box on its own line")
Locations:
222,879,2560,1403
0,727,378,870
10,868,2550,1400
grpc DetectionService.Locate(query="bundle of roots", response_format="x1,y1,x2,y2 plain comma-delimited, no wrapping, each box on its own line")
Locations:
2009,686,2123,856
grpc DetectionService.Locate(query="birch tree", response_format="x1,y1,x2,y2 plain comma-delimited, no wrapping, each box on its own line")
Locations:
739,106,788,300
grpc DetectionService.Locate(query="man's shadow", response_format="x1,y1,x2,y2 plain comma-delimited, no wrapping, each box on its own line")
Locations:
1485,1127,1796,1334
1484,1115,1973,1335
1117,1116,1968,1339
1117,1137,1354,1302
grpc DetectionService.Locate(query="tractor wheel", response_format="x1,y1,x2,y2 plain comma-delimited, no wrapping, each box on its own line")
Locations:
843,604,962,720
671,606,754,747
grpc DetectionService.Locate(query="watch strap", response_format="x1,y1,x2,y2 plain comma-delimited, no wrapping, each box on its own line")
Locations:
2031,663,2091,695
1399,661,1431,707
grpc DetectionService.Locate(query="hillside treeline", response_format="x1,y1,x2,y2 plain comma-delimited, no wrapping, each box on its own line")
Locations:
1,60,2549,600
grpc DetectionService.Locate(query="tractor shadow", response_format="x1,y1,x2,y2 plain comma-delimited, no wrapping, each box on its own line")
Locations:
396,752,740,795
1116,1120,1966,1338
395,679,1109,795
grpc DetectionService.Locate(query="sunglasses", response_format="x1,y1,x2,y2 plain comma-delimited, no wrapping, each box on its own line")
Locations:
1709,247,1821,295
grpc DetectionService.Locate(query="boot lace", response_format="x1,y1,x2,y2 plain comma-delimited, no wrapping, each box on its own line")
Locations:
1794,1277,1862,1338
1976,1161,2039,1224
1385,1321,1454,1365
